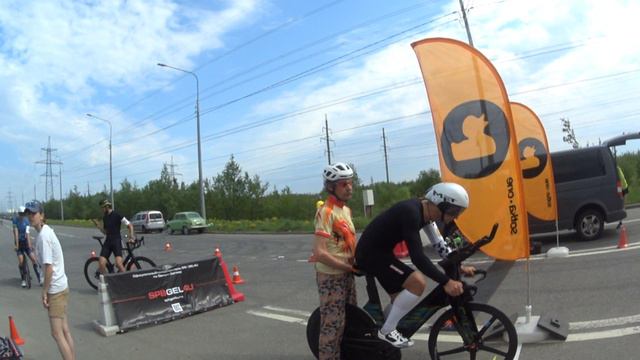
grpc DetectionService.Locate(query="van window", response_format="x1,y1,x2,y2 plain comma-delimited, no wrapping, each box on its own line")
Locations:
552,149,605,183
150,213,163,220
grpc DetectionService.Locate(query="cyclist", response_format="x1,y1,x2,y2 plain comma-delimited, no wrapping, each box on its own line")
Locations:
92,199,135,273
13,206,42,287
311,162,357,360
354,182,474,348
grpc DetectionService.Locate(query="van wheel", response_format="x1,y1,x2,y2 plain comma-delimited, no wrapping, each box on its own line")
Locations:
576,209,604,241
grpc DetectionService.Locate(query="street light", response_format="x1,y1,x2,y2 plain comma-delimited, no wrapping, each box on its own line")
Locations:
157,63,206,220
86,113,114,210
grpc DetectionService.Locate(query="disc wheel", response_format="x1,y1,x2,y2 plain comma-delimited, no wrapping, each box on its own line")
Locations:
126,256,157,271
306,304,401,360
428,302,517,360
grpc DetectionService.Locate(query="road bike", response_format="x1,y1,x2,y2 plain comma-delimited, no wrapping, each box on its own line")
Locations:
306,223,518,360
84,235,156,290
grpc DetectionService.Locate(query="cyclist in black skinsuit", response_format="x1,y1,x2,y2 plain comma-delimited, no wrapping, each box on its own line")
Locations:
355,182,474,348
92,199,135,273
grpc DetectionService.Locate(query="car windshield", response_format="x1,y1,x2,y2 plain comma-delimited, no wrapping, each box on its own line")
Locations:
187,213,202,219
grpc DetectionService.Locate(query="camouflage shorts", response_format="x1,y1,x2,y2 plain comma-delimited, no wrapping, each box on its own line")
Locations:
316,272,357,360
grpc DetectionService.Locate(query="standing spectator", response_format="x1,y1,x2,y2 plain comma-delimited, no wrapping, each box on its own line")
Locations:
311,162,357,360
24,200,75,360
13,205,42,287
617,165,629,229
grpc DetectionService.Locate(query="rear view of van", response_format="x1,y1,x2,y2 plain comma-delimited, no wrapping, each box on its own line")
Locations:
528,145,626,240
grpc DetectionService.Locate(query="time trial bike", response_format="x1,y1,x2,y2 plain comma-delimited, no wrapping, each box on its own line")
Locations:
83,235,156,290
306,223,518,360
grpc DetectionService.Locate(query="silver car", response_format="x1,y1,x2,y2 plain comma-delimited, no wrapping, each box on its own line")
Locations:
131,210,165,233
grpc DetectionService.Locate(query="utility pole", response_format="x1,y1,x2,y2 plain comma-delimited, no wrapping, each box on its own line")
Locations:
382,128,390,183
458,0,474,46
323,114,332,165
36,137,62,201
59,164,64,221
166,156,182,185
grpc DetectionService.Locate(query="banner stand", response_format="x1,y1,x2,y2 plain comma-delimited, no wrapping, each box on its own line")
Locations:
93,275,121,337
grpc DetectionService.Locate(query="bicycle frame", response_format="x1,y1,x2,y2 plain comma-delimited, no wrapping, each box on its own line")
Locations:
91,236,143,270
361,223,498,338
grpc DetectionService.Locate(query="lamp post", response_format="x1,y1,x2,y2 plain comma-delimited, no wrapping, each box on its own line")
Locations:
86,113,114,210
157,63,206,220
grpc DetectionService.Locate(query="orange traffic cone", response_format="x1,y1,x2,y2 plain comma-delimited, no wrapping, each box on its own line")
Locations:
214,248,222,258
9,315,25,346
232,265,245,284
618,225,629,249
164,242,172,252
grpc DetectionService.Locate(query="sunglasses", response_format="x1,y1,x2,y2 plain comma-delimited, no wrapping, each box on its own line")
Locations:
444,205,465,218
336,180,353,188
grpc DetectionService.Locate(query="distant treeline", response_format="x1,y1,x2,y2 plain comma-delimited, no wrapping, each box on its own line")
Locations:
41,155,441,222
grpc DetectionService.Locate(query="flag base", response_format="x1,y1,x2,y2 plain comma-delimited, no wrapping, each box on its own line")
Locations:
546,246,569,258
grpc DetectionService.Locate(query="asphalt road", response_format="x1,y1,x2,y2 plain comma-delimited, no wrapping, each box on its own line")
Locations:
1,209,639,360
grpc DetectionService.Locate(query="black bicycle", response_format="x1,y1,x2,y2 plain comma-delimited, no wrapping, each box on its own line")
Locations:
83,236,156,290
306,223,518,360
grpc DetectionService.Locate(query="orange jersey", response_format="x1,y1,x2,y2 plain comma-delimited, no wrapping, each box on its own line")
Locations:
314,195,356,274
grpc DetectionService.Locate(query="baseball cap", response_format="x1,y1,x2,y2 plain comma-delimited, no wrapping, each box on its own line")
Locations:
24,200,44,214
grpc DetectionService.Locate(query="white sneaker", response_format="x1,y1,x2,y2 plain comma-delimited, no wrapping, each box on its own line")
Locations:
377,329,413,348
39,276,44,286
21,280,26,288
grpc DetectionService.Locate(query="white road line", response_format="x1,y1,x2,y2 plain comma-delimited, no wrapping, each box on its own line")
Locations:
246,310,307,326
262,305,311,317
570,314,640,330
566,325,640,342
248,306,640,343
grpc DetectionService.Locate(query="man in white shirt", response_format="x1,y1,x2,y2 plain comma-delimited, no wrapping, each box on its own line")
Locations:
24,200,75,360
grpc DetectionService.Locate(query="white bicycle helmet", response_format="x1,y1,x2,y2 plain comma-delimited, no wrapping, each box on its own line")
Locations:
323,162,354,182
425,182,469,217
18,206,26,214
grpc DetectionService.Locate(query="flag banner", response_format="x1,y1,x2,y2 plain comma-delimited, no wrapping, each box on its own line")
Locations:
511,102,558,221
412,37,529,260
105,257,233,330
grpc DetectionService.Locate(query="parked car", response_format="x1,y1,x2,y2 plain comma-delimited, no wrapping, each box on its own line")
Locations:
166,212,208,235
131,210,165,233
527,133,639,240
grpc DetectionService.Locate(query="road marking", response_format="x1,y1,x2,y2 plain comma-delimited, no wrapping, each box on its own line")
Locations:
570,314,640,330
248,305,640,343
246,310,308,326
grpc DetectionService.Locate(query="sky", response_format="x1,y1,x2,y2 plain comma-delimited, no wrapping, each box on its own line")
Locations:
1,0,639,211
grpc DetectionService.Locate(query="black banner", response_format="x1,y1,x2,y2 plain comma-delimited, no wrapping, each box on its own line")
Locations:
105,257,233,330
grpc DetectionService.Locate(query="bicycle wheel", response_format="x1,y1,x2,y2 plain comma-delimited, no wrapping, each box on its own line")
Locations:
23,261,31,289
306,304,401,360
126,256,156,271
84,258,101,290
428,303,517,360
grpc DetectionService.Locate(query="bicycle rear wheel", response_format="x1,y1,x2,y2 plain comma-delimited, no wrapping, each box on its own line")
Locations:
306,304,401,360
428,302,517,360
23,261,31,289
84,258,101,290
126,256,156,271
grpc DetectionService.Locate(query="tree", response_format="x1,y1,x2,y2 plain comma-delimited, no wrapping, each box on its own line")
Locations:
561,118,580,149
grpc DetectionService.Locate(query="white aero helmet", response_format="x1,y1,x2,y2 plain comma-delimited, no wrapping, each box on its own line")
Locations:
425,182,469,217
18,206,26,214
323,162,354,182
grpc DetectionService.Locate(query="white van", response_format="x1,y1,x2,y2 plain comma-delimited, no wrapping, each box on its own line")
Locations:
131,210,165,233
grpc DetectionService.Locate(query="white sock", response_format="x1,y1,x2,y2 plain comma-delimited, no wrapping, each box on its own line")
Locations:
381,290,421,334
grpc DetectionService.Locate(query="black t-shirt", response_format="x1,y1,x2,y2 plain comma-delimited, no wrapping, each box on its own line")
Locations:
103,211,124,242
355,198,449,285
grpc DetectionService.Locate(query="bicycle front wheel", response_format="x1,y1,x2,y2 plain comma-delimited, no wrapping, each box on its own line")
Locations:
84,258,101,290
127,256,156,271
428,302,517,360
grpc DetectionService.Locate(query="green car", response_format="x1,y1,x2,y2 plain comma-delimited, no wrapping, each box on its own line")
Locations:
166,212,209,235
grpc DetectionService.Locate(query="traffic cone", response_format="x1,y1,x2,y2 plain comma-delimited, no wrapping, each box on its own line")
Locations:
9,315,25,346
618,225,629,249
232,265,246,284
164,242,172,252
214,247,222,258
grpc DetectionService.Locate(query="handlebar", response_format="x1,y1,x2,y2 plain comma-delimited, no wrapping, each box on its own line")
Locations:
438,223,498,269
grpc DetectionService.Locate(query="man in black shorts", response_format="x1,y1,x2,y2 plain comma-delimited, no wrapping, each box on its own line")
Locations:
92,200,135,273
355,182,474,348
